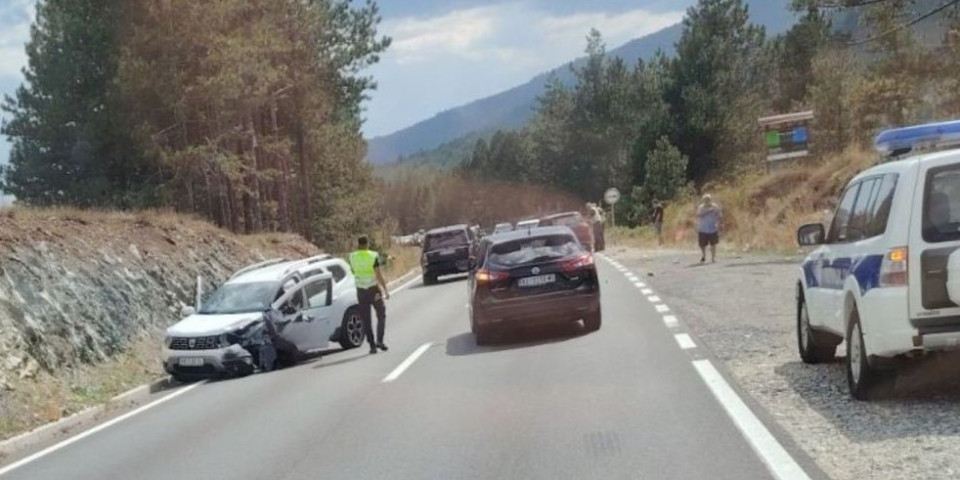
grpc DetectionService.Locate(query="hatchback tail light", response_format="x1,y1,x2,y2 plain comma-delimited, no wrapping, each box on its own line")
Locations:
879,246,908,287
476,269,510,285
562,252,595,274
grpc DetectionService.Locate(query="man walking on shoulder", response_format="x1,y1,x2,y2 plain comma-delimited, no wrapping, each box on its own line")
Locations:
696,194,721,263
651,199,665,247
348,236,390,354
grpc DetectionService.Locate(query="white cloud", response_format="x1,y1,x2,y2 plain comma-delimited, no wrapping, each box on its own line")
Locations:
0,0,34,80
364,4,685,137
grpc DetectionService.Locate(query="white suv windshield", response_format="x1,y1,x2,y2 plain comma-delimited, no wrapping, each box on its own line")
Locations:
199,282,277,315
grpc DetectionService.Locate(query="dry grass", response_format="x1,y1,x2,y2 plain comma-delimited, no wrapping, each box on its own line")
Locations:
382,246,421,282
611,147,875,253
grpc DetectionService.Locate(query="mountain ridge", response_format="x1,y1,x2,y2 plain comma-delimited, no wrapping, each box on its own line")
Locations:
366,1,797,165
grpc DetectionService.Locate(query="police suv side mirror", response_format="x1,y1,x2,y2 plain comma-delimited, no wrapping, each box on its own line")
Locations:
280,304,297,316
798,223,826,246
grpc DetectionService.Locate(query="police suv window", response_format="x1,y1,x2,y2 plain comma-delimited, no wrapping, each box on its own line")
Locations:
848,177,879,242
828,182,861,243
867,174,898,238
923,166,960,242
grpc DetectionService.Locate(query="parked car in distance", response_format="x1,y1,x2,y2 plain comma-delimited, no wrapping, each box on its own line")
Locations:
515,219,539,232
422,224,474,285
492,222,513,235
163,256,364,382
467,226,601,345
539,211,595,251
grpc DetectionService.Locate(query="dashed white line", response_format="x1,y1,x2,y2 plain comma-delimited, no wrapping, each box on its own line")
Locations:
655,304,671,313
648,296,661,303
625,274,639,281
674,333,696,350
633,282,647,288
663,315,679,328
382,342,432,383
0,381,206,477
693,360,811,480
641,288,653,295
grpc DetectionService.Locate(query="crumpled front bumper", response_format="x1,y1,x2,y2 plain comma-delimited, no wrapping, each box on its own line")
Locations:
162,344,255,378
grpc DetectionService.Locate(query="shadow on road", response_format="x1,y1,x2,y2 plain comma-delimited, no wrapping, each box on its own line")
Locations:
445,322,585,356
309,353,369,370
776,353,960,442
409,274,468,290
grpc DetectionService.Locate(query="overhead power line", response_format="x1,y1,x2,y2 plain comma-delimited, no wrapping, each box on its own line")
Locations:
846,0,960,45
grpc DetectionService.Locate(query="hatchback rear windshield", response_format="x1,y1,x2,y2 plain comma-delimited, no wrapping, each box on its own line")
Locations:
488,234,580,267
924,165,960,242
542,213,582,228
425,230,468,250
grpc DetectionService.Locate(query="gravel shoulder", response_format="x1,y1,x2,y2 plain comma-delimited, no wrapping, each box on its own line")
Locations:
608,245,960,480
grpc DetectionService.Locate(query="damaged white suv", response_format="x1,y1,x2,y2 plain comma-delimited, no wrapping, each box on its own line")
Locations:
163,255,364,381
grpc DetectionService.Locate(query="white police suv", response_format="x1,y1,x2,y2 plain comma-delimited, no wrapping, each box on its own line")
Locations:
163,255,364,381
797,120,960,399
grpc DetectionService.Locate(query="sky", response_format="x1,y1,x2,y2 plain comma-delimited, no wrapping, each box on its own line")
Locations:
0,0,690,163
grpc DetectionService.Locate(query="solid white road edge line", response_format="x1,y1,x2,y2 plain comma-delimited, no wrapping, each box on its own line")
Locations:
663,315,679,328
692,360,811,480
390,275,423,296
382,342,432,383
0,381,207,477
674,333,696,350
648,296,662,303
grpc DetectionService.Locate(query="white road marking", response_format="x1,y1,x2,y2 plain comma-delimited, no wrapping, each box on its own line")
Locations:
648,296,661,303
641,288,654,295
633,282,647,288
391,275,423,295
382,342,432,383
0,381,206,477
655,304,671,313
674,333,696,350
693,360,811,480
663,315,679,328
625,274,639,281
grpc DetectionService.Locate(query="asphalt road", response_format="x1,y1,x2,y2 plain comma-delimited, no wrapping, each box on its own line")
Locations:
0,258,820,480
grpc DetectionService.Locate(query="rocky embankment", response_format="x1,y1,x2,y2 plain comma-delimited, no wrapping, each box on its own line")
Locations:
0,209,319,435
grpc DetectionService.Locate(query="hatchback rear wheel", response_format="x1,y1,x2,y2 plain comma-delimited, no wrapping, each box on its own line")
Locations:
584,308,602,332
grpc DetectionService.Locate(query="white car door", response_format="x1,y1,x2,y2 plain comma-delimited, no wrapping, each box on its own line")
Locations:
301,275,336,351
806,182,861,334
272,274,332,351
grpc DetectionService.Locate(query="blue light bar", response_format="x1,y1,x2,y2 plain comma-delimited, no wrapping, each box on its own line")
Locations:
875,120,960,157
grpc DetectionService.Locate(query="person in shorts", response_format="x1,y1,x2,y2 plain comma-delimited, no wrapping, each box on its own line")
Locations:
696,194,721,263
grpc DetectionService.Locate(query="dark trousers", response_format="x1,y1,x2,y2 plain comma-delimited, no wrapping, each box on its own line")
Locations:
357,286,387,346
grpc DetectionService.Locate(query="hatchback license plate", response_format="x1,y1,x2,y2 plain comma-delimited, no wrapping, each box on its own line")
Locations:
518,274,556,288
178,357,204,367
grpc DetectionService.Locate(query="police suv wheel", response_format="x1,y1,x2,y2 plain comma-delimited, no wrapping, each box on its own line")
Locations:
847,310,883,400
797,292,835,364
339,307,364,349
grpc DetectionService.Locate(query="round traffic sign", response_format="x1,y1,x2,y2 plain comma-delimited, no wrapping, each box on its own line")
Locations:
604,187,621,205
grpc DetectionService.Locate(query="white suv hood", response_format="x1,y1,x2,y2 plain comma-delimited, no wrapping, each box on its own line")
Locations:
166,312,263,337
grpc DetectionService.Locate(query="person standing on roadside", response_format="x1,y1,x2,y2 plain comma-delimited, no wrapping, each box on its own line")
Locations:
587,202,606,251
696,194,722,263
348,236,390,354
651,199,665,247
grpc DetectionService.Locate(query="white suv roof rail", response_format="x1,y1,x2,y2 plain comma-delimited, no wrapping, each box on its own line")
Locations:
282,254,334,276
229,258,289,280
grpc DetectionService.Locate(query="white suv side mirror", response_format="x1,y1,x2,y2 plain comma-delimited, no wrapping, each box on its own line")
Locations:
180,306,197,318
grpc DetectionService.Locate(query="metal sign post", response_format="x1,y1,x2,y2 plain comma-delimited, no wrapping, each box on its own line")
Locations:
604,188,621,228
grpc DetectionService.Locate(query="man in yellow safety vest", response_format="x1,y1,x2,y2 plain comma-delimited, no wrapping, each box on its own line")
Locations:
348,236,390,354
